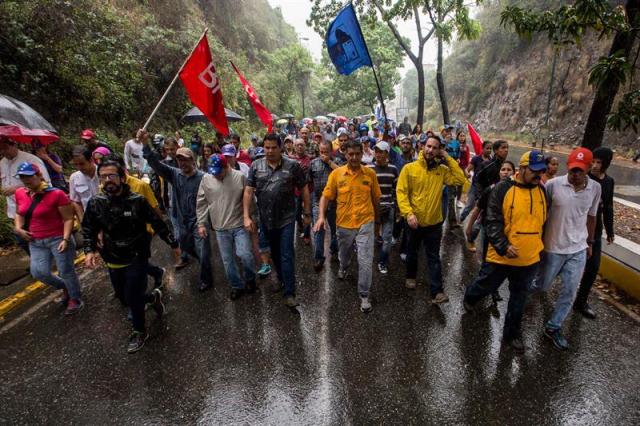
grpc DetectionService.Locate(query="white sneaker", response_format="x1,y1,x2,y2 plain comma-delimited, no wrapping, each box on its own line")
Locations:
360,296,372,313
405,278,417,289
400,253,407,262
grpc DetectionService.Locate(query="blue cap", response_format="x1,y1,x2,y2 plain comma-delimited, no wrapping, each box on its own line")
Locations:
358,124,369,132
14,162,40,177
359,136,369,144
221,144,236,157
254,147,265,158
519,150,546,171
207,154,227,175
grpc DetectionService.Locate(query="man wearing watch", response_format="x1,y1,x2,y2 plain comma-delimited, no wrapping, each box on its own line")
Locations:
535,147,601,351
315,139,381,313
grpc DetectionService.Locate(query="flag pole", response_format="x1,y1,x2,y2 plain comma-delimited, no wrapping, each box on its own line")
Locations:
142,28,209,131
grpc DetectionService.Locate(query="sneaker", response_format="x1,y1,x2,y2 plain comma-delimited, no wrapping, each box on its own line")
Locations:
405,278,416,289
174,258,190,270
391,237,397,246
505,337,525,354
303,237,311,246
64,299,84,316
284,296,299,308
377,263,388,274
245,280,256,294
337,268,348,280
462,299,474,313
298,232,305,238
574,303,596,320
127,309,133,322
544,328,569,350
151,288,166,318
400,253,407,262
432,292,449,304
154,267,166,289
360,296,372,313
257,263,272,278
230,288,244,300
127,331,149,353
491,292,503,303
465,241,476,252
55,288,70,307
313,259,324,272
198,282,213,292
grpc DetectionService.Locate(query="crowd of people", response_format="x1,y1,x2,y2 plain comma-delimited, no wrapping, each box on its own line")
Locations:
0,115,616,355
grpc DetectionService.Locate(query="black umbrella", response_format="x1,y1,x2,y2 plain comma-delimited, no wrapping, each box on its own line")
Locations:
181,106,245,124
281,113,294,119
0,94,57,132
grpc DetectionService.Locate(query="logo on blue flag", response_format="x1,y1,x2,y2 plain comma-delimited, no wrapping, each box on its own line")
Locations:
326,3,372,75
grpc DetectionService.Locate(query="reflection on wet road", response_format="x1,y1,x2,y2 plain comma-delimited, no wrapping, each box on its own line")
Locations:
1,228,639,424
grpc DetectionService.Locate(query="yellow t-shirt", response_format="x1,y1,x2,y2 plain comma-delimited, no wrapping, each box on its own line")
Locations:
322,164,381,229
126,175,158,234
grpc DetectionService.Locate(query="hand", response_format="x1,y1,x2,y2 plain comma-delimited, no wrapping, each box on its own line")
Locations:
57,239,68,253
85,252,100,269
197,225,208,238
303,214,311,226
320,153,331,164
587,244,593,258
136,129,149,144
244,217,255,234
14,228,32,242
2,186,17,196
313,217,325,233
173,247,182,260
35,149,49,161
607,235,615,244
407,214,418,230
97,231,104,249
505,245,519,258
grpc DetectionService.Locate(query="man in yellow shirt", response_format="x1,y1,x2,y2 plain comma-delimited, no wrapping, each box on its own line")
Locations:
315,139,381,313
396,135,466,303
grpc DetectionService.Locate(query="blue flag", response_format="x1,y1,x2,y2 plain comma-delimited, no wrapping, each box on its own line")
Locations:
326,3,372,75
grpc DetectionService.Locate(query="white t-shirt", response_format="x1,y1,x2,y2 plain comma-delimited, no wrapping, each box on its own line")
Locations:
0,150,51,218
236,161,250,178
544,174,601,254
68,169,99,211
124,139,145,172
177,138,185,147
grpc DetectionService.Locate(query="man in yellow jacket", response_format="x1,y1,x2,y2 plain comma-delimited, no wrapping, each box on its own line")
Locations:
463,150,548,354
396,134,466,303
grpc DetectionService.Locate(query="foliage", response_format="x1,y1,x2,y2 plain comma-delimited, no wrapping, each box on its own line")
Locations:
0,197,14,246
609,89,640,132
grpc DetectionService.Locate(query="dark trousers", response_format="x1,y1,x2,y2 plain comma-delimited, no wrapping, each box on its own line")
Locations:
393,218,410,256
464,262,539,340
575,238,602,308
108,259,152,333
263,221,296,297
406,223,444,296
295,195,311,238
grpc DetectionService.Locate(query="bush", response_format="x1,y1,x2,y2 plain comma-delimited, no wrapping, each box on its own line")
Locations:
0,197,15,247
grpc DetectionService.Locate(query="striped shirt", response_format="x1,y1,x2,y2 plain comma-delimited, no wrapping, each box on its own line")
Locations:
367,162,398,207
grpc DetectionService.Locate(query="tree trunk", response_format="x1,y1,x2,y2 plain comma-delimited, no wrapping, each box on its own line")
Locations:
436,36,450,124
416,61,425,126
582,0,639,150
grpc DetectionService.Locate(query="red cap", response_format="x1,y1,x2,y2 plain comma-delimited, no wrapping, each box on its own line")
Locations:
567,147,593,171
81,129,95,140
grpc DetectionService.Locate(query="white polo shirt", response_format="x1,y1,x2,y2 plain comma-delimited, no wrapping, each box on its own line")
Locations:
68,169,99,211
0,150,51,218
544,174,601,254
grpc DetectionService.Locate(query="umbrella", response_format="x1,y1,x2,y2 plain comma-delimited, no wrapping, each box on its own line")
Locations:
326,113,337,118
302,117,312,124
0,124,59,145
181,106,244,124
276,118,288,125
281,113,294,119
336,116,348,122
315,115,329,122
0,94,57,133
271,113,279,121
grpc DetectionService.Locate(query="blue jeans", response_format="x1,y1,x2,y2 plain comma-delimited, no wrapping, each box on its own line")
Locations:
179,224,213,286
108,259,151,332
215,227,256,289
539,250,587,330
378,208,395,266
263,221,296,297
29,236,82,300
312,201,337,261
464,261,539,340
406,223,444,296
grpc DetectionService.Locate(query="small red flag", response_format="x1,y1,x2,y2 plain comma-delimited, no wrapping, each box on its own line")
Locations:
230,61,273,132
467,123,484,156
179,35,229,136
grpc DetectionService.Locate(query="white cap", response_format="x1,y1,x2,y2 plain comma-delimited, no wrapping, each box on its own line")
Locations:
374,141,390,152
336,127,348,137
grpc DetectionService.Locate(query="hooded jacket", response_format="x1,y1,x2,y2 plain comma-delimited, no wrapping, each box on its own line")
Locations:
485,178,548,267
82,184,177,264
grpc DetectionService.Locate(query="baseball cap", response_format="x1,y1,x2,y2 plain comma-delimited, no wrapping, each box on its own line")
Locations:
251,134,258,141
207,154,227,175
284,135,294,142
336,128,348,137
567,147,593,171
398,134,410,142
519,150,546,171
81,129,95,140
254,147,265,158
14,162,40,177
221,144,236,157
374,141,390,152
176,147,194,159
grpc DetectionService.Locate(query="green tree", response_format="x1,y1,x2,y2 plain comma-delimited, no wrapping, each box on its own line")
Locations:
501,0,638,149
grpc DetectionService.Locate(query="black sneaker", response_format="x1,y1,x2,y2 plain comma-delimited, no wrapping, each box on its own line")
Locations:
313,259,324,272
505,337,525,354
377,263,388,274
230,288,244,300
462,299,475,313
245,280,256,294
198,282,213,292
574,303,596,320
151,288,166,319
127,331,149,353
337,268,348,280
154,267,165,289
544,327,568,350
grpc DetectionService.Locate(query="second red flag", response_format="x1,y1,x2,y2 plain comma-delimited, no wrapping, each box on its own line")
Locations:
230,61,273,132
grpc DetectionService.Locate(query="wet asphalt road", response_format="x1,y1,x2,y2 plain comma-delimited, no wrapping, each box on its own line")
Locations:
1,225,639,425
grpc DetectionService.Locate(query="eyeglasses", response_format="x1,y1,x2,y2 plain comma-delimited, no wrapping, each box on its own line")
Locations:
99,173,120,181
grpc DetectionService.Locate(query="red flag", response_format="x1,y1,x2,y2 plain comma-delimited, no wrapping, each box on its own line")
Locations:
230,61,273,132
179,35,229,136
467,123,484,155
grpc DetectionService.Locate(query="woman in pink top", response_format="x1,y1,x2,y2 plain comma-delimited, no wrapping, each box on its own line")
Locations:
13,162,83,315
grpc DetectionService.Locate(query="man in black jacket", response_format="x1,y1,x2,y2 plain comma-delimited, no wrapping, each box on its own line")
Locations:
574,147,615,319
82,160,180,353
472,140,509,194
